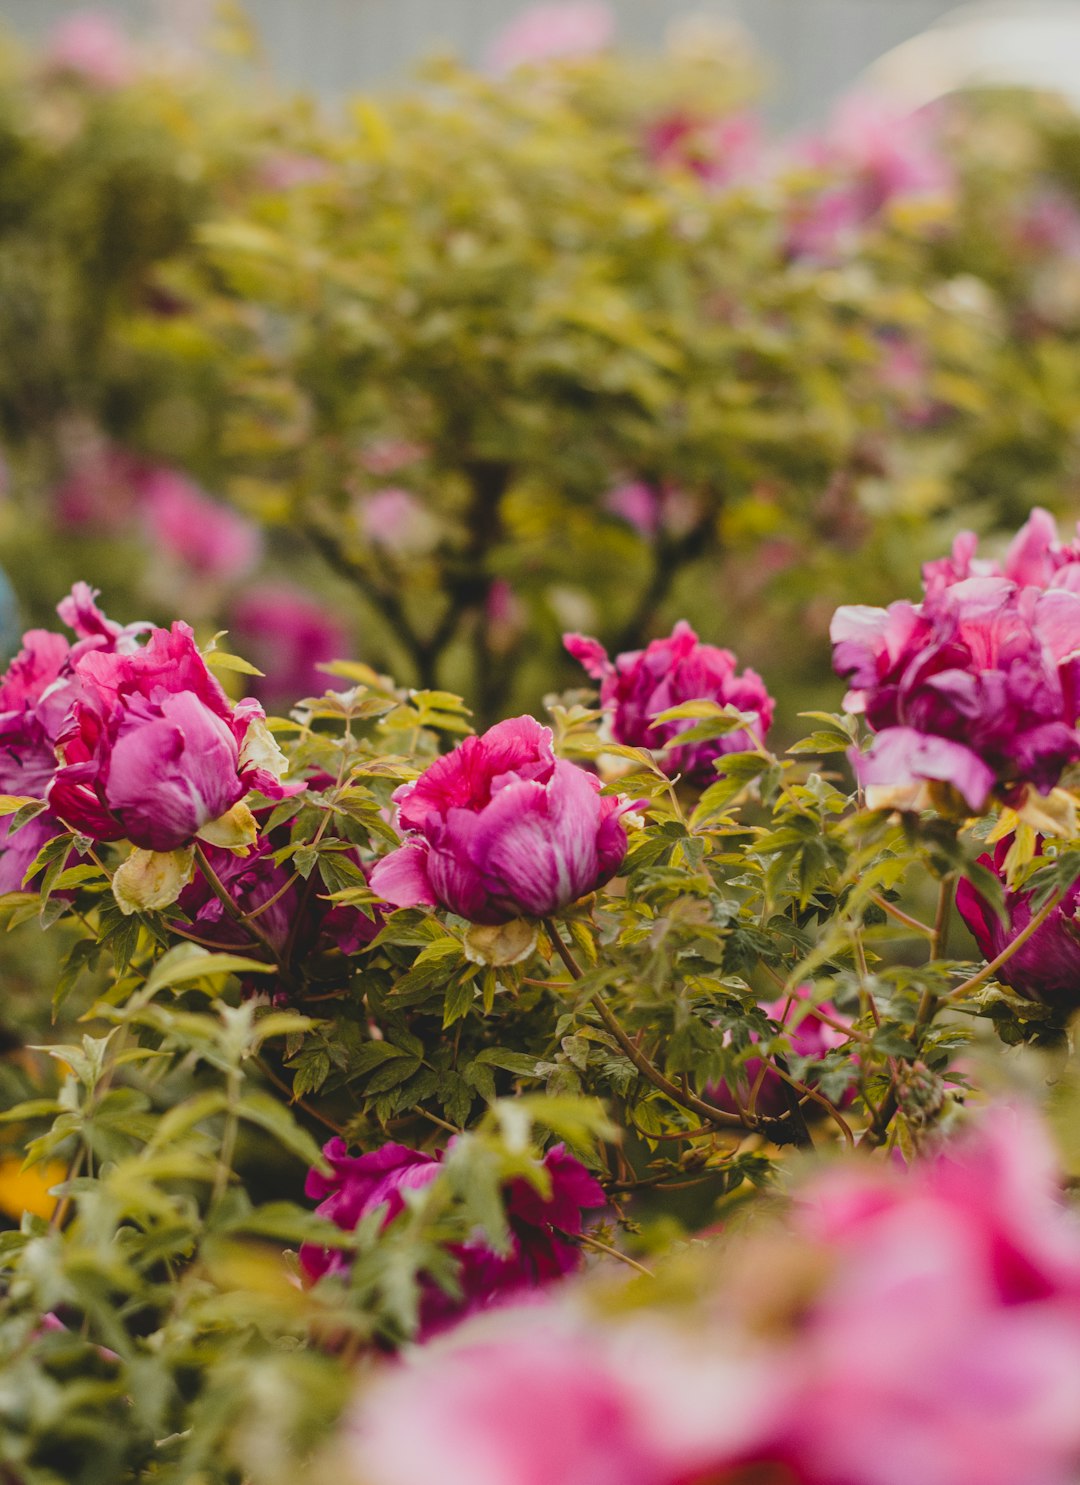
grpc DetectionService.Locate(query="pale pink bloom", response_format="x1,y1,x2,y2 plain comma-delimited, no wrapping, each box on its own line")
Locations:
141,469,262,581
360,440,427,477
257,152,331,191
486,580,526,655
487,3,614,73
604,482,660,538
358,489,439,556
45,10,137,89
53,444,147,530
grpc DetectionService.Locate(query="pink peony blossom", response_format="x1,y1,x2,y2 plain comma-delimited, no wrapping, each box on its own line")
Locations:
0,585,147,890
956,836,1080,1009
343,1107,1080,1485
708,983,854,1121
369,716,641,926
45,10,137,90
53,444,149,530
48,620,296,852
487,3,614,73
565,621,775,786
229,586,349,711
299,1138,607,1336
140,469,262,582
832,575,1080,812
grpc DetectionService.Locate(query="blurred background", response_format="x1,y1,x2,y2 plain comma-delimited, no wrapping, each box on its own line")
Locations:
2,0,1080,729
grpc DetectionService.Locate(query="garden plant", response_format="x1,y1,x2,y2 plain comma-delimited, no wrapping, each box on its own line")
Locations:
4,8,1080,1485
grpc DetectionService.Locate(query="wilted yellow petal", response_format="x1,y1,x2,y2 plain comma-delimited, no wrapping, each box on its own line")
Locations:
463,919,538,967
198,800,258,851
112,847,195,916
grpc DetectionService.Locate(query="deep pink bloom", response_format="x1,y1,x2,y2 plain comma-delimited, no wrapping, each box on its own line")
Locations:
370,716,640,926
299,1138,607,1336
957,836,1080,1009
565,621,775,786
140,469,261,581
833,577,1080,811
229,586,349,710
709,984,854,1121
45,11,136,89
486,2,614,72
0,586,147,889
48,622,295,852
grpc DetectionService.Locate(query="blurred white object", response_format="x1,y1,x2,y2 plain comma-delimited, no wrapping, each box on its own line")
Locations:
863,2,1080,109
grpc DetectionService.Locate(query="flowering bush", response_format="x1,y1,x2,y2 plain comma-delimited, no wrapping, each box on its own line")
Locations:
3,506,1080,1479
9,10,1080,1483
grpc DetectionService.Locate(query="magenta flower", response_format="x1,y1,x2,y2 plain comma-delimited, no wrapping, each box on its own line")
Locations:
644,111,761,190
48,621,295,852
0,585,147,890
832,577,1080,812
565,621,775,786
956,837,1080,1008
369,716,640,926
708,984,854,1121
486,2,614,72
229,586,349,711
140,469,262,582
299,1138,607,1337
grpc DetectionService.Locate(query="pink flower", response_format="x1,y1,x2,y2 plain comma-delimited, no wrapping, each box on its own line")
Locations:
604,481,660,539
357,489,438,556
832,577,1080,812
486,3,614,72
45,11,136,89
0,585,147,890
229,586,349,711
140,469,262,582
299,1138,607,1337
644,111,761,190
708,983,854,1121
956,836,1080,1009
369,716,640,926
565,621,775,786
48,621,295,852
360,440,427,477
53,444,148,530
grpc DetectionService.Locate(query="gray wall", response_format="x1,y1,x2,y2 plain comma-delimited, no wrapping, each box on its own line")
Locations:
0,0,962,124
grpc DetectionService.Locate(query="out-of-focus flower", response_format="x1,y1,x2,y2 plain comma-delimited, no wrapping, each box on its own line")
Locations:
833,576,1080,813
644,110,761,190
486,2,614,72
0,584,146,891
708,983,854,1121
257,152,332,191
357,489,440,556
343,1107,1080,1485
53,444,148,530
48,620,295,852
486,580,527,657
370,716,640,926
140,468,262,582
45,10,137,89
787,97,951,261
956,836,1080,1008
299,1138,607,1336
565,621,775,786
229,586,349,712
359,440,427,477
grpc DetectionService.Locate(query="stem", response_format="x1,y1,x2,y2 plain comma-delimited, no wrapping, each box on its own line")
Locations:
930,874,954,961
575,1232,655,1278
253,1055,345,1135
212,1065,241,1207
867,890,933,938
542,919,808,1144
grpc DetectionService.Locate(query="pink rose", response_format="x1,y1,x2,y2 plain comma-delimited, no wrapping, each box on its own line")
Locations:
370,716,640,926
